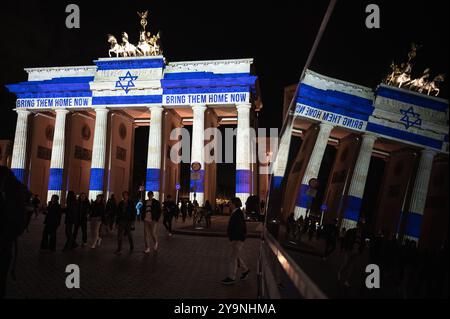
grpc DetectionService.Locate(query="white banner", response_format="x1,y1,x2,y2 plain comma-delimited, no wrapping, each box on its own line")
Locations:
16,97,92,108
163,92,249,106
295,103,367,131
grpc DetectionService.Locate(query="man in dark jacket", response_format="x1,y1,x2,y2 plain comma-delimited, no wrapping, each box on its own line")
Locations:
0,166,29,298
162,194,176,236
40,195,62,251
142,191,161,253
74,192,90,246
115,191,135,254
221,197,249,285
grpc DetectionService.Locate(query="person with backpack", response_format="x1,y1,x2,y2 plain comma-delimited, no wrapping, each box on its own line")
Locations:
74,192,90,247
162,194,176,236
142,191,161,253
40,194,62,252
62,191,78,251
0,166,30,298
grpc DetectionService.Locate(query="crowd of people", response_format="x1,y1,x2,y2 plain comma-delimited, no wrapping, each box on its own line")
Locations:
1,164,253,297
34,190,217,254
285,214,449,298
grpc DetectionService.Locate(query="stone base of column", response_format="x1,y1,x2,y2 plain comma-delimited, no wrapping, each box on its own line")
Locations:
294,206,307,220
190,192,204,206
340,218,357,231
236,192,250,209
403,234,419,243
89,190,104,201
47,190,63,204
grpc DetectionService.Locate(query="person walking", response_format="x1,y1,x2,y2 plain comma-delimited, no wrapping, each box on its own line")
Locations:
115,191,135,254
142,191,161,254
32,194,41,219
40,195,62,252
90,194,105,249
180,200,188,223
162,195,176,236
221,197,250,285
74,192,90,247
204,200,213,229
337,221,363,287
322,218,338,260
24,195,34,233
105,194,117,232
187,200,194,219
62,191,78,251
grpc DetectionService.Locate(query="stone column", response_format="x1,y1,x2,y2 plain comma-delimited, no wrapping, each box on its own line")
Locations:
88,107,109,200
146,105,163,200
341,133,377,230
11,109,31,183
190,104,206,205
47,109,70,203
294,123,334,219
235,103,252,205
404,149,436,242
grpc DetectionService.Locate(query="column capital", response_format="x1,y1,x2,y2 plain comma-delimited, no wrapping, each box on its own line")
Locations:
94,107,109,113
191,104,207,111
319,122,334,131
421,148,437,158
148,104,163,111
236,103,251,110
15,108,31,115
54,108,70,115
361,133,377,142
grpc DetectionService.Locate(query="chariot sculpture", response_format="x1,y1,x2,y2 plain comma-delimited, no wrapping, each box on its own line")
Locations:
107,10,162,57
383,43,445,97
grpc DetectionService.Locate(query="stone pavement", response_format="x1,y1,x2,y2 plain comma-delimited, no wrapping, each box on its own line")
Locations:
5,215,259,299
172,215,263,238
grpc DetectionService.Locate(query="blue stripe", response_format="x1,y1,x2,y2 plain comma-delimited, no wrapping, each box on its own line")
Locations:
92,95,163,105
89,168,104,191
236,169,251,194
146,168,160,192
296,83,374,121
343,195,362,222
95,58,165,70
163,86,250,95
161,76,257,90
11,168,25,183
163,72,250,79
295,184,311,208
376,86,448,112
271,176,283,190
48,168,64,190
16,92,92,99
404,212,423,239
190,169,205,193
366,122,443,149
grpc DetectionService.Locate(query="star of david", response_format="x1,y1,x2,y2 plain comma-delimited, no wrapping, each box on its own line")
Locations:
115,71,138,94
400,106,422,129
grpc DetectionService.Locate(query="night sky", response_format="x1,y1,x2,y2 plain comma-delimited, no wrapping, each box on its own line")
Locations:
0,0,448,139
